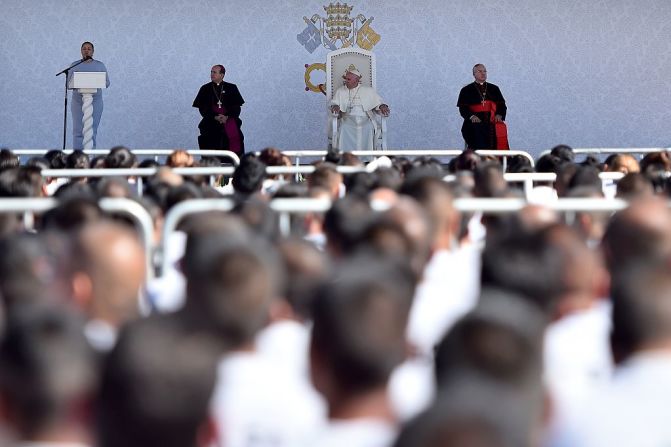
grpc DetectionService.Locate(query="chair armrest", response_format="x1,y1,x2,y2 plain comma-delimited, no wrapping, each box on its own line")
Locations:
330,111,339,150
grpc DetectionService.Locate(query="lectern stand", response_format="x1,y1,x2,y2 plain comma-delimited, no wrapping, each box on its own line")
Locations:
68,72,107,150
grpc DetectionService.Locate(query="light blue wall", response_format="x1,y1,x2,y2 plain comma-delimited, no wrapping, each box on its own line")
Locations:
1,0,670,158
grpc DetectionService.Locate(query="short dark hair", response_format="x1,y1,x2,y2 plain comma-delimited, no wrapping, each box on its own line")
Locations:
0,305,96,439
434,288,545,387
323,195,374,256
481,226,567,315
611,260,671,363
66,151,90,170
394,376,541,447
183,231,281,347
105,146,137,169
232,154,266,196
310,255,415,393
0,148,19,173
0,167,43,197
81,41,94,50
214,64,226,76
45,150,67,169
549,144,575,163
97,315,219,447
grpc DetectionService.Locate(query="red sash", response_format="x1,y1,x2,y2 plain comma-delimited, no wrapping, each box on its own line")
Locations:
469,100,509,150
213,104,242,154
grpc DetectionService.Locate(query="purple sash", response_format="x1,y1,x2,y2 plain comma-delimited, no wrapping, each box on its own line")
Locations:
213,104,242,154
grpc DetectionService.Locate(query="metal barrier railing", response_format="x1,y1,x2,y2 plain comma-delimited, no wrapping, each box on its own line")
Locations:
443,171,625,199
13,149,241,165
452,197,629,213
159,198,338,276
538,147,671,159
158,195,636,276
0,197,155,280
282,149,536,170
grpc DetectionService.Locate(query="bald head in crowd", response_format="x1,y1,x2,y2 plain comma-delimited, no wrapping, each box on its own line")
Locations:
602,197,671,274
72,220,146,330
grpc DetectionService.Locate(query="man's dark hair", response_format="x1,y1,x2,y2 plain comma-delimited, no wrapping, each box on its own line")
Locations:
393,376,541,447
66,151,90,170
373,166,403,191
277,238,330,320
601,199,671,274
0,148,20,173
97,315,219,447
323,195,375,257
580,155,602,170
40,194,103,231
232,154,266,196
105,146,137,169
535,154,565,174
231,198,280,241
473,161,508,198
90,155,106,169
610,260,671,364
182,229,282,348
310,255,415,393
434,288,545,387
0,166,43,197
481,227,567,316
0,233,73,312
214,64,226,76
409,156,444,176
307,162,341,195
568,165,601,192
616,173,654,200
164,182,204,213
138,158,160,169
343,171,376,198
506,155,533,173
0,305,97,439
81,41,94,50
96,176,133,199
45,150,68,169
549,144,575,163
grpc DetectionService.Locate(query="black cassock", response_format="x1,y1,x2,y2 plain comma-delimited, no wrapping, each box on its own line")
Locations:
457,82,506,149
192,81,245,154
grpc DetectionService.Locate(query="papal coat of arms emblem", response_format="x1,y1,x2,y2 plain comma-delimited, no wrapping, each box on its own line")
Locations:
298,2,381,94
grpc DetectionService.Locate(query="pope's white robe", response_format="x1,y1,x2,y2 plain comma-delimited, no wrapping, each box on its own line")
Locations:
330,85,384,151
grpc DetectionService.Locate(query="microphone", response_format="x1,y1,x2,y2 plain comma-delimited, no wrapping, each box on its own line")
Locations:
83,56,92,61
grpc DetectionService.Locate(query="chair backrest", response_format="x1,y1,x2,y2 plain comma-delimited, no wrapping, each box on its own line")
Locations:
326,48,376,100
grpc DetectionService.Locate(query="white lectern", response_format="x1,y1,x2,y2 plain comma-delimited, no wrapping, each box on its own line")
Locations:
68,72,106,150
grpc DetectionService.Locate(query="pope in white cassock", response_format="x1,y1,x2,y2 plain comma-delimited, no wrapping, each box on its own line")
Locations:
330,64,390,151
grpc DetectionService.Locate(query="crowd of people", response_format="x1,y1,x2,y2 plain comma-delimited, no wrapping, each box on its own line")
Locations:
0,143,670,446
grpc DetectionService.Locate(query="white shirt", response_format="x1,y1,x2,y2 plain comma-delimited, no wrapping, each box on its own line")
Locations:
255,320,311,379
301,418,397,447
544,301,612,419
211,351,326,447
406,246,481,357
552,352,671,447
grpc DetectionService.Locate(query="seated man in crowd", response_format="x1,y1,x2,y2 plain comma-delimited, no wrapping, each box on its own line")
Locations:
330,64,390,152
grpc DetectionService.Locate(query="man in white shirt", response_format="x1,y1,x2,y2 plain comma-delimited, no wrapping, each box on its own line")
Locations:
306,255,416,447
554,260,671,447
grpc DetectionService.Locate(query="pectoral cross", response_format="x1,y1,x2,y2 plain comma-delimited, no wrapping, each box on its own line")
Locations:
217,100,222,108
